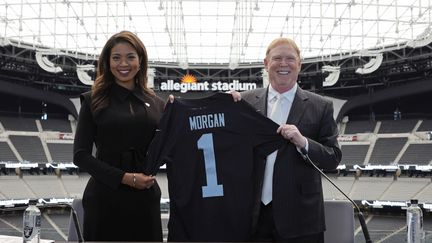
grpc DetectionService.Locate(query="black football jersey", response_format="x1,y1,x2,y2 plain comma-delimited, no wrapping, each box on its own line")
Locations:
146,92,284,241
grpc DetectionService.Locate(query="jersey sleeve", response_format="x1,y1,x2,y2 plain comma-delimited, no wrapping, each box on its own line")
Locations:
145,100,177,175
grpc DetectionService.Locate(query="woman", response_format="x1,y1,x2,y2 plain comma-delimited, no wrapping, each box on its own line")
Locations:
73,30,163,241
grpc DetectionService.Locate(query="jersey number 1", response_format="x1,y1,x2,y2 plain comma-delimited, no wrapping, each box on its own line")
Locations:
197,133,224,198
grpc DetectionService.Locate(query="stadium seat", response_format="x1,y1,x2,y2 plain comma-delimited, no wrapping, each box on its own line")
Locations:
324,200,355,243
67,198,84,242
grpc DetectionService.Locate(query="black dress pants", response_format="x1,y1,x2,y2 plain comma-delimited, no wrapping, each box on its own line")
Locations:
252,202,324,243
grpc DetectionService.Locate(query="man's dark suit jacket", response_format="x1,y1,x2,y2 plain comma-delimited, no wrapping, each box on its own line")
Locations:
242,86,342,239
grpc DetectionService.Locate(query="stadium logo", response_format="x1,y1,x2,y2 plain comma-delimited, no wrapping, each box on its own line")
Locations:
160,74,257,93
181,74,197,84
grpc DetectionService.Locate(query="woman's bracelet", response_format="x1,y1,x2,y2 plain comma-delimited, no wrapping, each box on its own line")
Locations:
132,173,136,188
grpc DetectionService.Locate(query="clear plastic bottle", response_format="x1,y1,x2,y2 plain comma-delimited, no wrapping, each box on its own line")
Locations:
23,199,41,243
407,199,424,243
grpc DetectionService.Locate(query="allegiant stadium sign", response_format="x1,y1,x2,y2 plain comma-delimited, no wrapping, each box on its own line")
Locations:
160,79,257,93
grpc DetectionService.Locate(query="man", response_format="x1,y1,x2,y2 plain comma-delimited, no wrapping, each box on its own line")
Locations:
241,37,342,242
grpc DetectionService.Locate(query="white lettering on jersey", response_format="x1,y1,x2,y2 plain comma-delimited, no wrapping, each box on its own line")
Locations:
189,113,225,131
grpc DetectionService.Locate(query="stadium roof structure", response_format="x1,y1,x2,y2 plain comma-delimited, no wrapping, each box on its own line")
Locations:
0,0,431,69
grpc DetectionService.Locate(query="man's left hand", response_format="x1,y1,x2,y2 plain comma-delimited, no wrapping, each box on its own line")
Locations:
277,124,307,148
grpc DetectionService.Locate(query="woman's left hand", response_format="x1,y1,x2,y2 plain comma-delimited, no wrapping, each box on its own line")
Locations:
123,173,156,189
134,173,156,189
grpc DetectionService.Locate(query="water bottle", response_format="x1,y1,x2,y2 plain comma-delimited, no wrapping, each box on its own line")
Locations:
23,199,41,243
407,199,424,243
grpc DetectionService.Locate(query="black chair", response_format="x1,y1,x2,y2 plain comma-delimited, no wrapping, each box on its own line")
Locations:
67,198,84,242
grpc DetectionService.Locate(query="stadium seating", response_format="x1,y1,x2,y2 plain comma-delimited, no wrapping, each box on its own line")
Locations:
0,116,75,165
339,119,432,166
9,135,48,163
47,143,73,163
40,118,72,133
417,119,432,131
340,144,369,165
378,119,418,133
380,178,430,201
399,143,432,164
368,137,407,165
344,120,377,134
0,116,38,132
0,141,18,162
4,115,431,168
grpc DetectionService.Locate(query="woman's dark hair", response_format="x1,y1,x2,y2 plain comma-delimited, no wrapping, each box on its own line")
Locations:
91,30,154,114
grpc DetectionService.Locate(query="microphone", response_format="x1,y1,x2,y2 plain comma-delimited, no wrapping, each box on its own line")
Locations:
300,148,373,243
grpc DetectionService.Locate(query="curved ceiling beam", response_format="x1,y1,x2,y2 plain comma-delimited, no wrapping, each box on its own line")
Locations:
406,26,432,48
355,54,383,74
322,65,340,87
35,51,63,73
76,64,95,86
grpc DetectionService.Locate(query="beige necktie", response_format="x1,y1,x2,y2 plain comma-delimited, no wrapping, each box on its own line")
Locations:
261,94,286,205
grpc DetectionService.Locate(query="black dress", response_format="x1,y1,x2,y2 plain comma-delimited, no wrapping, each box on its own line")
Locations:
73,83,164,241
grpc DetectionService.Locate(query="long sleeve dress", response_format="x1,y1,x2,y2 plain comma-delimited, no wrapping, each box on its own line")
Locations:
73,82,164,241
